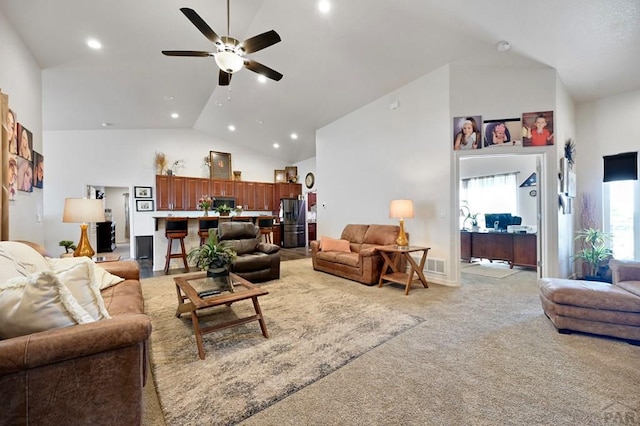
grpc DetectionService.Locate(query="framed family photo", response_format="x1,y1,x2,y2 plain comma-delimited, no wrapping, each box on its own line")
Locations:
522,111,555,147
210,151,232,179
134,186,153,198
452,116,482,151
136,199,154,212
483,118,522,148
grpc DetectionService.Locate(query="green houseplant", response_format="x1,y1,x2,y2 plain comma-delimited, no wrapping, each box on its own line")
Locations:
459,203,479,230
187,229,237,271
59,240,76,255
573,227,613,281
215,203,232,216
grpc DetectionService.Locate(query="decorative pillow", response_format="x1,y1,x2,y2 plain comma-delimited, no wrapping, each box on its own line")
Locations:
320,236,351,252
47,257,124,290
0,241,51,283
0,271,95,339
54,262,111,320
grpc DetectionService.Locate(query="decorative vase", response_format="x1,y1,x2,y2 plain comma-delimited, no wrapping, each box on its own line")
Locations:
203,208,209,217
206,265,233,292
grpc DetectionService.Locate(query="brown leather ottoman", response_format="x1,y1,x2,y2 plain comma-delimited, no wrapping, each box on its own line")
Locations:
538,277,640,344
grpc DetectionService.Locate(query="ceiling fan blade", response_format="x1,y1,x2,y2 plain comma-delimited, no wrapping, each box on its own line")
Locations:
240,30,281,54
244,59,283,81
162,50,212,57
180,7,223,46
219,70,232,86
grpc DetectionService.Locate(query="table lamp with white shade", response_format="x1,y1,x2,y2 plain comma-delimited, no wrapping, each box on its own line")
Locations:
389,199,414,248
62,198,105,257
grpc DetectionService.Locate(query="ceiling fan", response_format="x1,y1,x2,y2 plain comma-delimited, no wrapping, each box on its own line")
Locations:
162,1,282,86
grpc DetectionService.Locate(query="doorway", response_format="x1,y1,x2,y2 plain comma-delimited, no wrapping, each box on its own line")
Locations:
455,152,545,281
87,184,133,258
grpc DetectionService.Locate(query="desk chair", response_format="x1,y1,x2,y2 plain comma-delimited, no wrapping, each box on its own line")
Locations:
257,216,275,243
198,217,219,245
164,217,189,274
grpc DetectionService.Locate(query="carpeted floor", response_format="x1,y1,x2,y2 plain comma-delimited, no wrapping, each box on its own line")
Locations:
142,259,640,425
460,260,525,278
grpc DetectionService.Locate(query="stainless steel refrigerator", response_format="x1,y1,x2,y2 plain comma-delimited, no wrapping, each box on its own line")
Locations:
281,198,306,248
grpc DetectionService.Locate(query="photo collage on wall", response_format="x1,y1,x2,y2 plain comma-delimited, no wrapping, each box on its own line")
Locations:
4,103,44,199
452,111,554,151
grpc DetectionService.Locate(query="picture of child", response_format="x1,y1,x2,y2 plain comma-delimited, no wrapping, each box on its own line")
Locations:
17,156,33,192
6,108,18,155
523,111,555,146
453,116,482,150
7,155,18,201
33,151,44,189
483,118,522,148
17,123,33,161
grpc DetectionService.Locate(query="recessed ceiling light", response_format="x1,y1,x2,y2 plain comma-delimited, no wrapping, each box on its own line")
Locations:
164,95,175,101
257,119,264,125
228,125,236,131
171,113,179,119
273,143,280,148
101,122,112,127
318,0,331,13
290,133,298,140
87,39,102,49
215,101,223,107
257,75,267,83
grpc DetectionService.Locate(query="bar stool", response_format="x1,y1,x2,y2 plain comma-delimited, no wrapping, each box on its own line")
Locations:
232,216,253,223
198,217,219,245
257,216,275,243
164,217,189,274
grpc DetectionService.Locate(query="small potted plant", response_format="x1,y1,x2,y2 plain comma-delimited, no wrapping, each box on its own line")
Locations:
59,240,76,257
187,230,237,290
573,227,613,281
215,203,232,216
460,203,480,231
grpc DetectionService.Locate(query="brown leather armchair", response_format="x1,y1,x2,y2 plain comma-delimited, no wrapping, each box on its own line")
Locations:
217,222,281,282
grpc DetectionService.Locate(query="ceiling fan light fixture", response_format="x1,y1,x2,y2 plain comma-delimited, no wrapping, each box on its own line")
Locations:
215,51,244,73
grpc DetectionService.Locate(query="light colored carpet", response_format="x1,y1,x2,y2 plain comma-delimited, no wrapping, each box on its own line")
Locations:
142,259,640,425
141,260,423,426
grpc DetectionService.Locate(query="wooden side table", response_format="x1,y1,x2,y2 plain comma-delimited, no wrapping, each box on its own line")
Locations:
376,246,430,295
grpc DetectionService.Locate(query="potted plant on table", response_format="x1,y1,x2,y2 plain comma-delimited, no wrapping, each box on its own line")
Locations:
187,230,237,290
59,240,76,257
215,203,232,216
197,195,214,216
573,227,613,282
460,203,480,231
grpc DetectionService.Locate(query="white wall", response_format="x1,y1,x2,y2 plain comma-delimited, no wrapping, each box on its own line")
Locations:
0,8,44,243
317,65,453,282
42,128,288,256
576,87,640,227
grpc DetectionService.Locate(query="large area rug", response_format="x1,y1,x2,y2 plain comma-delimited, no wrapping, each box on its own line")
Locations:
141,259,423,426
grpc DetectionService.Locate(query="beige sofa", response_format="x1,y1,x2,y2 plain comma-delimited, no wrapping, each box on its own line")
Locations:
538,259,640,344
0,241,152,425
311,224,401,285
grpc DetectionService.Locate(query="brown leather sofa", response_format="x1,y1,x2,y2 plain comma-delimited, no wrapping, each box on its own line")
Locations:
0,242,152,425
538,259,640,343
311,224,401,285
218,222,281,282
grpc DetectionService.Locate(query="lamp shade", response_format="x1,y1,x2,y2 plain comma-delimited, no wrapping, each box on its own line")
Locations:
215,51,244,74
63,198,105,223
389,199,414,219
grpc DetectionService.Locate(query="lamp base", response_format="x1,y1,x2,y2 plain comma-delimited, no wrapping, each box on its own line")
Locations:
396,219,409,247
74,223,96,258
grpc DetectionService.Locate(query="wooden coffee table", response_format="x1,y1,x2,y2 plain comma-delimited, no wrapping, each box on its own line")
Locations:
174,272,269,360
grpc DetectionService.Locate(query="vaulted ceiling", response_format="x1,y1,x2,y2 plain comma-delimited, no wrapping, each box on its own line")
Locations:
2,0,639,162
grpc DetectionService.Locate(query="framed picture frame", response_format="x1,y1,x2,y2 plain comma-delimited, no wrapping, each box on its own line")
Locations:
285,166,298,183
210,151,232,179
135,200,154,212
134,186,152,198
274,169,287,183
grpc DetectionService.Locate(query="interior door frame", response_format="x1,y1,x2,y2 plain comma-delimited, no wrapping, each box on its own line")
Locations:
453,151,546,283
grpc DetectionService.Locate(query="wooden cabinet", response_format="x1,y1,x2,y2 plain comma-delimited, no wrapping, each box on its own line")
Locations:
212,179,234,197
234,181,257,210
307,192,317,211
461,231,537,269
274,183,302,205
184,177,211,210
96,221,116,252
308,222,317,247
156,175,185,211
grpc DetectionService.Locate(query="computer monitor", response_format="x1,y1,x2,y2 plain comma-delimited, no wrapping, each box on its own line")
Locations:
484,213,513,231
